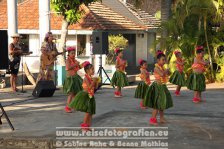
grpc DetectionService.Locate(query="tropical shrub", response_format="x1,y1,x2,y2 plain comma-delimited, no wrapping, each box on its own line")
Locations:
106,34,128,65
157,0,224,82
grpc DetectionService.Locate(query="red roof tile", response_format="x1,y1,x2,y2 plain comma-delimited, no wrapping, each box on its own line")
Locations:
0,0,146,30
0,0,7,29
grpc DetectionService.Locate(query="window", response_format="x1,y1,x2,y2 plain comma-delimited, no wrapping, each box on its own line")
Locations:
20,34,29,53
77,35,86,57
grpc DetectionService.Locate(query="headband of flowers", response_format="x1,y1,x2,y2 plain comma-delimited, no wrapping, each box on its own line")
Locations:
114,47,121,54
67,47,76,51
196,46,204,51
83,61,91,67
156,50,164,56
138,59,145,65
174,50,181,55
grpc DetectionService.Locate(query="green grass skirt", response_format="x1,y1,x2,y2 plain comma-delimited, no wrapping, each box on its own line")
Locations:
69,91,96,115
169,70,186,86
63,74,83,94
144,82,173,110
134,82,149,99
111,71,129,87
187,73,206,92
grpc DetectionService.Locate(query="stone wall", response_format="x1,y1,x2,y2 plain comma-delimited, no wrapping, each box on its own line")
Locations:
0,138,55,149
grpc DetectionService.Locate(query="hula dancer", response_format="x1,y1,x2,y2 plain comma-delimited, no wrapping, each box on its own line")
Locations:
135,59,151,109
111,48,129,97
69,62,99,131
144,51,173,125
187,46,209,103
63,47,86,113
169,50,185,96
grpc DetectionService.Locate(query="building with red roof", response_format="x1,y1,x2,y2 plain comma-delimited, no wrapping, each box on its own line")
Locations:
0,0,160,82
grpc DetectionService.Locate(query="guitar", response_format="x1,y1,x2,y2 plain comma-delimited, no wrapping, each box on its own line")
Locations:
48,51,67,61
10,48,33,57
9,51,33,63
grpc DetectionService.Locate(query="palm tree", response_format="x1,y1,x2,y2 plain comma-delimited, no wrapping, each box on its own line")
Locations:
160,0,173,52
183,0,222,81
160,0,223,82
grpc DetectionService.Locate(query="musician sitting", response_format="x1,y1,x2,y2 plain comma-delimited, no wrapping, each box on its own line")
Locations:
36,46,55,82
8,34,23,92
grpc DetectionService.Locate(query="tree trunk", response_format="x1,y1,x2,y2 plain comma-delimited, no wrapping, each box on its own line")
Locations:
161,0,172,24
58,18,68,66
161,0,172,52
204,16,215,82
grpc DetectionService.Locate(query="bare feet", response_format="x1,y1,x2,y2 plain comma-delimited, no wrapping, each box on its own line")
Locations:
140,101,147,109
64,106,72,113
150,122,158,126
15,88,20,92
114,91,122,98
192,97,200,103
160,118,167,123
81,123,91,132
81,127,91,132
11,87,16,92
199,98,206,102
149,118,158,126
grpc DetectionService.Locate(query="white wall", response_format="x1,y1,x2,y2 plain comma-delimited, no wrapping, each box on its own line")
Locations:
29,34,40,56
136,33,148,65
65,35,77,47
21,34,40,73
85,35,91,56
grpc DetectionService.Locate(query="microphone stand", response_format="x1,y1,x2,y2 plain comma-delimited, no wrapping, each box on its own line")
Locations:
20,54,26,93
97,54,114,89
54,60,59,89
19,42,26,93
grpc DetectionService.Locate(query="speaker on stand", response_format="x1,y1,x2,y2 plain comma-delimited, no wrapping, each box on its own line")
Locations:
92,31,114,89
92,31,109,55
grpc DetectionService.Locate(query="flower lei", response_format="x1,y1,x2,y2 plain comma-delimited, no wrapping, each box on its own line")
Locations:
155,63,168,84
176,58,184,72
116,56,127,72
85,74,94,99
176,58,183,64
192,57,206,72
140,68,151,85
68,56,80,71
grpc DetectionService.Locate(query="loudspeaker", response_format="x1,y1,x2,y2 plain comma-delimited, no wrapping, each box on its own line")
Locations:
92,31,109,54
0,30,9,69
32,80,56,97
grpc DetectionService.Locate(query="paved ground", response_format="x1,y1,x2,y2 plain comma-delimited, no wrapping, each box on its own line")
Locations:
0,82,224,149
